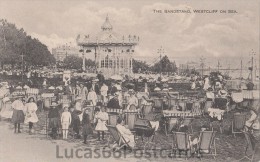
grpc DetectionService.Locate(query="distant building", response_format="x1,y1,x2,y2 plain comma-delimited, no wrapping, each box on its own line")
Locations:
52,44,80,62
179,61,200,73
77,16,139,76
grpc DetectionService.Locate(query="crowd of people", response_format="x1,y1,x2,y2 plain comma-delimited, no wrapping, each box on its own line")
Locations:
0,71,259,151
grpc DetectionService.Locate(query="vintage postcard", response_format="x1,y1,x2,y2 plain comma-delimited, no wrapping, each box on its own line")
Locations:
0,0,259,162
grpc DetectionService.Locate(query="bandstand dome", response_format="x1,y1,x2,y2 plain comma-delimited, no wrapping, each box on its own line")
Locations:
76,16,139,77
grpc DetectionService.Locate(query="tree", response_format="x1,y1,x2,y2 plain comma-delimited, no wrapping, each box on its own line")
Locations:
150,55,177,73
132,59,149,73
0,19,55,68
63,56,83,69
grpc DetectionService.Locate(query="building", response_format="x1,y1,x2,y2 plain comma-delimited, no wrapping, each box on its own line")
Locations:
52,43,80,62
76,16,139,76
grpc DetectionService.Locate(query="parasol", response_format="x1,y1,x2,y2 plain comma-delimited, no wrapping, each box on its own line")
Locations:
110,75,123,80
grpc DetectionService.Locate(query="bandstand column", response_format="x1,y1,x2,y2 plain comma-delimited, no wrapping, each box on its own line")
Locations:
82,47,86,71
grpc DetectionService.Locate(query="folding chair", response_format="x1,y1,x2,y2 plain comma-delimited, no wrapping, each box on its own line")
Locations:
178,100,186,111
197,131,217,159
107,125,132,151
108,112,118,126
172,132,191,159
238,131,256,162
152,98,163,113
232,113,247,137
134,118,156,152
179,118,194,134
168,98,177,110
142,105,152,117
124,110,138,130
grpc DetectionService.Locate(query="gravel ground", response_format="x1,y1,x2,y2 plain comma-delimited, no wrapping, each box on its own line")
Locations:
0,110,259,162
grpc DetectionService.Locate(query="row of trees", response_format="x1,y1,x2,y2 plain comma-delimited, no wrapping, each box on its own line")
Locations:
60,55,178,74
60,55,95,69
133,55,178,73
0,19,178,74
0,19,55,68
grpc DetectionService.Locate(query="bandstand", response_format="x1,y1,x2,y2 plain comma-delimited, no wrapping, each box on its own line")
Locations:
76,16,139,77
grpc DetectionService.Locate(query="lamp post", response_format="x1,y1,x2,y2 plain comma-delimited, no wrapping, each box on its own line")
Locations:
157,46,164,78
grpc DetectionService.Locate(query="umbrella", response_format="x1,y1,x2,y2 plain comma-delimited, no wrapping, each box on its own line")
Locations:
110,75,123,80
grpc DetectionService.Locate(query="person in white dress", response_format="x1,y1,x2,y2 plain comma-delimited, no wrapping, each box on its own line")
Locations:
24,97,38,134
87,88,97,106
126,90,138,110
203,76,210,90
100,83,108,104
116,117,135,148
95,106,108,141
61,106,71,139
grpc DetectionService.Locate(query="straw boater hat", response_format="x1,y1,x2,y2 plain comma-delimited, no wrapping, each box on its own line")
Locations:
50,102,59,107
76,97,82,100
115,91,120,96
23,85,30,89
128,89,135,94
154,87,161,91
16,86,22,90
219,90,227,97
48,86,55,90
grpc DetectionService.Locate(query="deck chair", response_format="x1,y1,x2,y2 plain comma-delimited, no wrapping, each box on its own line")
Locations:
134,118,156,151
172,132,191,159
232,113,247,137
124,111,138,130
107,125,132,151
179,118,194,134
178,100,186,111
192,101,202,115
142,105,153,117
238,131,256,162
168,98,177,110
152,98,163,113
197,131,216,159
108,112,118,126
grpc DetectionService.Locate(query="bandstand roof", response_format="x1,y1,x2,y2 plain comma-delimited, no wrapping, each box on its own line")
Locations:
77,16,139,47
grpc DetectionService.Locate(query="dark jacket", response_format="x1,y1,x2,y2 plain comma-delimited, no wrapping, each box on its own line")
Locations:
48,107,60,118
82,113,93,135
107,97,121,109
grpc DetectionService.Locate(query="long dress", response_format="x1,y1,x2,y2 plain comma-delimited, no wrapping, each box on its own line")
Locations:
95,111,108,131
0,99,13,119
24,102,38,123
11,100,25,123
116,124,135,148
100,84,108,103
203,77,210,90
87,91,97,106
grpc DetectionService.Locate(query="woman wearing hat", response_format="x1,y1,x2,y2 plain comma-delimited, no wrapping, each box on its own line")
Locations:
11,96,25,133
24,97,38,134
126,89,138,110
116,117,135,148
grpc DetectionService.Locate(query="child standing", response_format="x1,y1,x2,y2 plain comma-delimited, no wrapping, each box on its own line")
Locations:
82,108,93,144
61,106,71,139
95,106,108,141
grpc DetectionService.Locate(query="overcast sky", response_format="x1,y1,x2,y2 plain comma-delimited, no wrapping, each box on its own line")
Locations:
0,0,259,65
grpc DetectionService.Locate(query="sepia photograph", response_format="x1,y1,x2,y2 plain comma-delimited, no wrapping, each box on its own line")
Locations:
0,0,259,161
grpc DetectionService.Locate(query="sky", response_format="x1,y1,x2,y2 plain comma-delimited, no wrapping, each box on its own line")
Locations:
0,0,259,66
